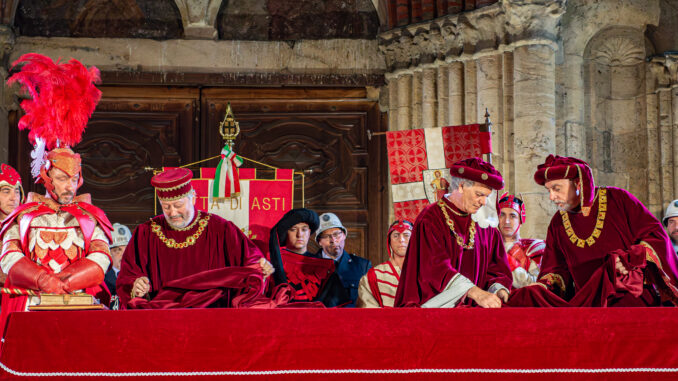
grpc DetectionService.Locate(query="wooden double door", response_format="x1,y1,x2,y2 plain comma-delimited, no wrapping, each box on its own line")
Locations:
10,87,388,266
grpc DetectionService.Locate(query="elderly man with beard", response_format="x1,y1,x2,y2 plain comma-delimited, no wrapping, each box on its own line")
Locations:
508,155,678,307
116,168,273,309
394,157,512,308
357,220,413,308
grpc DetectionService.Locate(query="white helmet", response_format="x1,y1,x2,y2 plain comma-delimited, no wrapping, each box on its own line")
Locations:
111,223,132,248
663,200,678,226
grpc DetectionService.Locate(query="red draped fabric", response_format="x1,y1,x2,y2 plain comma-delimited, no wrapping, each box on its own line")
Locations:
1,308,678,380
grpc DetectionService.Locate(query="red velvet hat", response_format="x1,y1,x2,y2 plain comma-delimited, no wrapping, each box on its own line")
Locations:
151,168,193,201
449,157,504,190
534,154,595,217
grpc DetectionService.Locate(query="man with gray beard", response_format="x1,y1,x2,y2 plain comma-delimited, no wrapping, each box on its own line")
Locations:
116,168,273,309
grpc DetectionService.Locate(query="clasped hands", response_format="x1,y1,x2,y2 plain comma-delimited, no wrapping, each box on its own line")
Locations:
131,257,275,298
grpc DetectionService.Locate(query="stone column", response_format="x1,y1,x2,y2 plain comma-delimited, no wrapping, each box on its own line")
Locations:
659,89,674,206
448,62,464,125
396,74,413,131
502,52,515,193
421,67,437,128
412,71,423,129
436,65,449,127
387,76,399,131
463,60,477,125
645,65,661,216
512,44,557,239
673,85,678,197
476,54,503,174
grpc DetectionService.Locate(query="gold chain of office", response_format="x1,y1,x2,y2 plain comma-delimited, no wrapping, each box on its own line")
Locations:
560,187,607,248
150,212,211,249
438,199,476,250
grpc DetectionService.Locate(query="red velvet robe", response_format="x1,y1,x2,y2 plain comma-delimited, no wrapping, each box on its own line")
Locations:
117,210,263,309
394,197,512,307
509,187,678,307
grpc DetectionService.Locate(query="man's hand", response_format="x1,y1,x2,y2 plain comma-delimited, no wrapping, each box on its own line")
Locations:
496,288,509,303
467,286,502,308
259,258,274,279
37,272,67,294
615,256,629,276
132,276,150,298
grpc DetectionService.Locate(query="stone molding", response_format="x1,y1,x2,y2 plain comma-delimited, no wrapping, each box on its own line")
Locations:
378,0,565,72
175,0,223,40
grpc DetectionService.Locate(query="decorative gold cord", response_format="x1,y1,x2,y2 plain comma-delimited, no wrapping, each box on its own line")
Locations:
151,214,210,249
560,187,607,248
438,199,476,250
439,199,468,217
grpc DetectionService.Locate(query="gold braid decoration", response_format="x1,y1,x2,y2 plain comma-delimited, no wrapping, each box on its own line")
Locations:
560,188,607,248
438,199,476,250
151,213,210,249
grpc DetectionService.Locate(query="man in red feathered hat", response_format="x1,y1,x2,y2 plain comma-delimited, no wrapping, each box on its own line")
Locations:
116,167,275,309
509,155,678,307
0,54,113,335
497,193,545,288
394,157,512,308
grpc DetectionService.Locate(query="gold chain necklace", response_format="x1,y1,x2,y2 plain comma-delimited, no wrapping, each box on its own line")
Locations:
438,199,476,250
560,188,607,248
151,213,210,249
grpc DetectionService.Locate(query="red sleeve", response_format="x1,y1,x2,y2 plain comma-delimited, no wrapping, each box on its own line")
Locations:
537,219,573,298
224,220,263,267
116,223,151,309
482,227,513,291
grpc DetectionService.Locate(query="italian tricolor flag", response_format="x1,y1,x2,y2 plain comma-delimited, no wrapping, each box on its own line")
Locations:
211,145,244,199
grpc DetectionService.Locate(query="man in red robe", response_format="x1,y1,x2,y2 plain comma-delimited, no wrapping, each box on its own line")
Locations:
508,155,678,307
116,168,274,309
497,193,545,288
394,157,512,308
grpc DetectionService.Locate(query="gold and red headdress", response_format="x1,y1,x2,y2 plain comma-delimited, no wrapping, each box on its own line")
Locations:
498,193,526,225
387,219,413,258
7,53,101,199
0,163,24,203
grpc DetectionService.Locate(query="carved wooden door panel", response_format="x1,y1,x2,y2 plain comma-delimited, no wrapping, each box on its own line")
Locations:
9,86,199,227
201,88,388,266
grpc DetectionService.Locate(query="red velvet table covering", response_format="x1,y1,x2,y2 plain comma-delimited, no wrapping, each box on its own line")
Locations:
1,308,677,380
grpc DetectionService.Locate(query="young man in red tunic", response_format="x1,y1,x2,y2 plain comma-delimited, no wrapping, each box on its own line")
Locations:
116,168,274,309
357,219,413,307
509,155,678,307
394,157,512,308
497,193,545,288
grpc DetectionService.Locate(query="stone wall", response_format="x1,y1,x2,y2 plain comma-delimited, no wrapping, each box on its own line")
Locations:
379,0,678,238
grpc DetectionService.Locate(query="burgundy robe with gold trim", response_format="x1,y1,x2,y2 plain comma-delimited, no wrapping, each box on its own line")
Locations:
394,197,512,307
509,187,678,307
117,211,263,308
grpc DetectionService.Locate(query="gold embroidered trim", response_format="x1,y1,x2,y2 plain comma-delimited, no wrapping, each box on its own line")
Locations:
539,273,566,294
438,198,476,250
150,213,210,249
158,192,192,202
560,187,607,248
155,179,191,192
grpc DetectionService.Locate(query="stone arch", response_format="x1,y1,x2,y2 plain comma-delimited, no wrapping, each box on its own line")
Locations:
583,26,653,200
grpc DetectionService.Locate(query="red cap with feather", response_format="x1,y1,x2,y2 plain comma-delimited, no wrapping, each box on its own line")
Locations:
7,53,101,198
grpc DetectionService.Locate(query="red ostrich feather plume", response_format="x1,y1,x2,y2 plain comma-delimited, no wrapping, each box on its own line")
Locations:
7,53,102,150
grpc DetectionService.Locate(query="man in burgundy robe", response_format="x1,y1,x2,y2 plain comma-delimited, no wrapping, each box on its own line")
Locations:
116,168,274,309
394,157,513,308
508,155,678,307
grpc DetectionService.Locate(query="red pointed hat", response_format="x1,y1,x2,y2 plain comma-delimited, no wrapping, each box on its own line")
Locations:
534,155,595,217
449,157,504,190
151,168,193,201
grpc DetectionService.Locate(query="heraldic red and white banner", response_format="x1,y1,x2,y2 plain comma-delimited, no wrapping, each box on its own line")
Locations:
387,124,491,223
190,168,294,255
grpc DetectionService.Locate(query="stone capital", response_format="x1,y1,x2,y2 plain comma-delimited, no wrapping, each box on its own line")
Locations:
378,0,565,71
648,54,678,90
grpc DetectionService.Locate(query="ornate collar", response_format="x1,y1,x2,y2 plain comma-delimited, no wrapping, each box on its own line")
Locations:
150,213,210,249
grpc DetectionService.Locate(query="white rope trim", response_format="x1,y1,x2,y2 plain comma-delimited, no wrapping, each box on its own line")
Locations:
1,362,677,377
